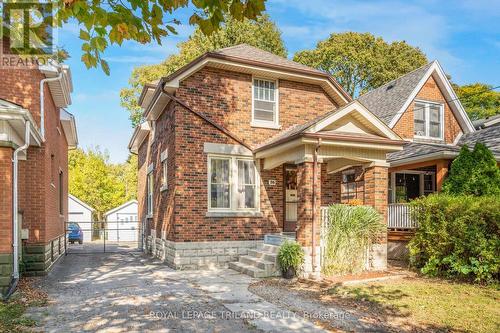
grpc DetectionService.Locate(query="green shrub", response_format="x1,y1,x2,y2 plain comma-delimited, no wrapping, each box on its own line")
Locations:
442,143,500,196
322,204,384,275
409,194,500,283
277,240,305,273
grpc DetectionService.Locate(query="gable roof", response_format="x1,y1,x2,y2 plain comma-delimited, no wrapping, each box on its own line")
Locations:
143,44,352,108
68,194,94,212
357,62,433,125
357,60,475,133
104,199,138,217
255,101,403,152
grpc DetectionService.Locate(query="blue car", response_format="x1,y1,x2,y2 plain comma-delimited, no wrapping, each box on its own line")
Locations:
68,223,83,244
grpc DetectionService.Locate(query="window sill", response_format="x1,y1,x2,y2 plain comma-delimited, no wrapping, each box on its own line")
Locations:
206,211,263,218
160,184,168,192
146,214,153,219
250,122,281,130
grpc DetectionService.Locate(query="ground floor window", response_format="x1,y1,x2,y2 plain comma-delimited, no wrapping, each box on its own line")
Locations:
341,169,364,203
208,155,259,211
147,170,154,215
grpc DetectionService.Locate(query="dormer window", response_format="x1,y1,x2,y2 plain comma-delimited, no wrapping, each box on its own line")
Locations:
252,78,279,128
413,101,443,140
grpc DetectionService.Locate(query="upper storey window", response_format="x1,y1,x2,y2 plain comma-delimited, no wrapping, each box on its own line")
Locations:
252,78,279,128
413,100,443,140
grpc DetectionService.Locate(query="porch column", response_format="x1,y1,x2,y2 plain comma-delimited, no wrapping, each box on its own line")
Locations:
363,165,388,270
436,160,449,191
296,162,321,277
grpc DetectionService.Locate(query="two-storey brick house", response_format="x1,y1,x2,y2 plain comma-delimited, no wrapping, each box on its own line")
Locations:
129,44,407,275
0,61,77,296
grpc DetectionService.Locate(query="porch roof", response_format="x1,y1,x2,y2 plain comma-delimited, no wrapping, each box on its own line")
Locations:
255,101,405,172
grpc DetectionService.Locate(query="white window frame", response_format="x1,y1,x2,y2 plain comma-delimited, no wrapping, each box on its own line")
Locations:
207,155,260,213
413,100,444,140
160,149,168,192
147,167,154,217
251,77,280,129
389,170,436,203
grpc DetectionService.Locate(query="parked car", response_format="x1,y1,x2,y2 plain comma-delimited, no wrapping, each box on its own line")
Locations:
68,223,83,244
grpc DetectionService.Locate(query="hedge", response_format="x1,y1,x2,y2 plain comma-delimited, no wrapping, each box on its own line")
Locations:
408,194,500,283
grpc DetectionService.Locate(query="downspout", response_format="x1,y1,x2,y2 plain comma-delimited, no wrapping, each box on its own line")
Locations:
3,121,30,300
40,70,63,140
311,138,321,275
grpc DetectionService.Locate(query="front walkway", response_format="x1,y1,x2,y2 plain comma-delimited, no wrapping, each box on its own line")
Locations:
25,253,325,332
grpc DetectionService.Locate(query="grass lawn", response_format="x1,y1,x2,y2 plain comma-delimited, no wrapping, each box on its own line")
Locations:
328,277,500,332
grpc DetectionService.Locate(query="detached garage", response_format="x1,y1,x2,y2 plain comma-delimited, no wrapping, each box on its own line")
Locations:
104,200,139,242
68,194,94,242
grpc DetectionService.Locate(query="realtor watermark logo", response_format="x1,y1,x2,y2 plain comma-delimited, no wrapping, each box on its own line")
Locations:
1,0,57,68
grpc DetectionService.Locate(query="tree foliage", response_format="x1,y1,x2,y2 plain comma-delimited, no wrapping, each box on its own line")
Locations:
293,32,428,97
442,143,500,196
54,0,266,74
120,14,286,127
69,147,137,219
454,83,500,120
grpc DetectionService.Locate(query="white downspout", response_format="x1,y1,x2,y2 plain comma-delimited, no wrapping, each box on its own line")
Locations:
40,71,63,139
12,121,31,280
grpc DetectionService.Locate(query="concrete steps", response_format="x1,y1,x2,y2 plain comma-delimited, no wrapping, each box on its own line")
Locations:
228,244,281,278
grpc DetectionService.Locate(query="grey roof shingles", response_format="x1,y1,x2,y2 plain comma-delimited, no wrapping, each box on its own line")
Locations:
388,124,500,162
211,44,325,75
357,62,434,125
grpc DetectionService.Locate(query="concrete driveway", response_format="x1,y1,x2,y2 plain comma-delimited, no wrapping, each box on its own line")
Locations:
26,252,325,333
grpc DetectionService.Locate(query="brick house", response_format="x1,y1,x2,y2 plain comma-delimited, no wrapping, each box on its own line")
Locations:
129,44,407,275
0,61,77,295
129,45,498,276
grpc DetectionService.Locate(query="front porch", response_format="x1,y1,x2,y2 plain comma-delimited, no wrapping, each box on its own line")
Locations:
254,101,405,275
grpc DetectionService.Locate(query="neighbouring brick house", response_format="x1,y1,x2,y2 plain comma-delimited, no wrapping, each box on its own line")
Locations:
358,61,499,259
129,44,406,276
0,61,77,295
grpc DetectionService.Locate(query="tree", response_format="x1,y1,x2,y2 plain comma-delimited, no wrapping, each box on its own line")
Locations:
120,14,286,127
454,83,500,120
442,143,500,196
293,32,428,97
53,0,266,74
69,147,137,219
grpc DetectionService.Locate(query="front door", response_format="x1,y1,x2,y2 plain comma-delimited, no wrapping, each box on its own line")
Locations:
284,166,297,232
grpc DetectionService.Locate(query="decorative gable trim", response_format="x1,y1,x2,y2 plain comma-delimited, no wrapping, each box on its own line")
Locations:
388,61,475,133
307,101,402,141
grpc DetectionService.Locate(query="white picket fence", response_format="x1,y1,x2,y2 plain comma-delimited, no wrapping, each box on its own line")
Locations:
387,203,418,229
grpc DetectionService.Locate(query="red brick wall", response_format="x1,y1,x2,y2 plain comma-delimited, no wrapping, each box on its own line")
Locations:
175,67,338,148
393,75,463,144
170,103,281,242
137,134,149,234
0,147,13,253
0,68,68,246
149,102,176,240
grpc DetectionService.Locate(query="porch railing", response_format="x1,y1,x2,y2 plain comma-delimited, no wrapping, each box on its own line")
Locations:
387,203,418,229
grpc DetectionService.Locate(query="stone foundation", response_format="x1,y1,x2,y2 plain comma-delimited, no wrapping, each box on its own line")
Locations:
145,236,263,270
23,235,67,276
0,254,13,295
369,243,387,270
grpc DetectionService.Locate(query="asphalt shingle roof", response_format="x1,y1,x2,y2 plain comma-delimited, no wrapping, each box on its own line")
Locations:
388,125,500,162
211,44,324,75
459,124,500,155
357,62,434,125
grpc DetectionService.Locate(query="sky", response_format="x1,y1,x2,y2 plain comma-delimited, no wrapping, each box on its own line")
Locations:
59,0,500,163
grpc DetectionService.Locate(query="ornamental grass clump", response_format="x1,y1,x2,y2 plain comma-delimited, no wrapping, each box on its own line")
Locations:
322,204,384,275
278,240,305,279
